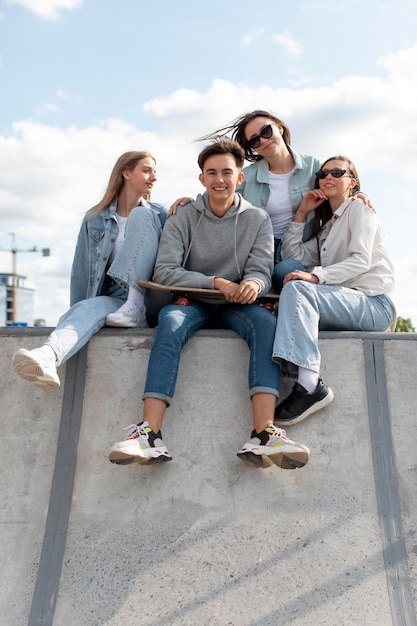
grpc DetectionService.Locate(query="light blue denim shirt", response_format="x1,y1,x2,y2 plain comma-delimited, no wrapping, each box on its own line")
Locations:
70,199,167,306
238,146,321,245
238,146,321,211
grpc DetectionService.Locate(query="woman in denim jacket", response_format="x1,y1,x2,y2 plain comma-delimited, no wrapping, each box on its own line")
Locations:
12,151,167,390
196,110,321,292
171,110,319,291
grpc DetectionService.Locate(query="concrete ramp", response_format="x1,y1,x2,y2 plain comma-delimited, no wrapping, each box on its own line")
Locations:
1,328,416,626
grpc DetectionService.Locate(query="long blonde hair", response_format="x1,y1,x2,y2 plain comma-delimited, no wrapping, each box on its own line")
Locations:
87,151,156,217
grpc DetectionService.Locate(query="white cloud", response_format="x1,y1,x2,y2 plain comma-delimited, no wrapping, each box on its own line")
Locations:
6,0,82,20
37,101,60,114
56,89,70,100
241,29,264,48
272,31,302,56
240,29,302,57
378,42,417,83
1,44,417,326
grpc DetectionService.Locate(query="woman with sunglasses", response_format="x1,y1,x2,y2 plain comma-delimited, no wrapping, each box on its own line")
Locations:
270,155,396,426
12,151,167,389
194,110,321,292
172,110,370,291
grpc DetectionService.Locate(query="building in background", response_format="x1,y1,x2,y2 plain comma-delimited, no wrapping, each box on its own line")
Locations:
0,273,34,326
0,235,50,327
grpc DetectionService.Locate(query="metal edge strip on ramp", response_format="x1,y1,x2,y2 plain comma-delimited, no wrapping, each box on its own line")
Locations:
28,345,88,626
364,338,416,626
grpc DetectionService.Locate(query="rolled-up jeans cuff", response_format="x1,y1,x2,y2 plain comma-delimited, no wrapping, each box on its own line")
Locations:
142,391,172,406
249,386,279,400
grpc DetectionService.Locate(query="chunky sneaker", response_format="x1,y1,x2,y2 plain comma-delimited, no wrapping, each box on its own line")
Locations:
106,305,148,328
12,347,60,390
274,378,334,426
108,421,172,465
237,423,310,469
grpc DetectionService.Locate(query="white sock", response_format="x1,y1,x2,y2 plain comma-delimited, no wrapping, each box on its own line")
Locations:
117,287,145,313
297,367,319,394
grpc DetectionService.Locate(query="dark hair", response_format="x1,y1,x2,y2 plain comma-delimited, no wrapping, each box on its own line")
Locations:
197,138,245,171
197,110,291,162
311,155,361,236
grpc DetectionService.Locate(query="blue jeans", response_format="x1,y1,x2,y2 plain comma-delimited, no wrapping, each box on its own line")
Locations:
108,205,163,293
143,300,280,404
44,207,164,365
272,258,305,293
44,284,125,366
272,281,396,373
272,239,305,293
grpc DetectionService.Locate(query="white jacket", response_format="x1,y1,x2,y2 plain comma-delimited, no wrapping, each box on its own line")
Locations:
281,197,395,298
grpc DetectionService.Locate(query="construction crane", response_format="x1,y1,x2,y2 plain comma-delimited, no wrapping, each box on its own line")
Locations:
9,233,50,324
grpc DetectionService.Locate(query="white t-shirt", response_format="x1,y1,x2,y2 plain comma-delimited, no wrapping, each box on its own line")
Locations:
109,213,127,264
264,170,294,239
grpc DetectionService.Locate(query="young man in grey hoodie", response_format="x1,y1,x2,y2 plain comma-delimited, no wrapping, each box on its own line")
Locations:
109,139,310,470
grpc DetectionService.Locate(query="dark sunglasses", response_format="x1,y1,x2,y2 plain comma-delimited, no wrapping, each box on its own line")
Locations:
247,123,274,149
316,168,352,179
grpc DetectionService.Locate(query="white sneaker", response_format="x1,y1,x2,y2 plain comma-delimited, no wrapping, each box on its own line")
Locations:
106,305,148,328
109,422,172,465
12,347,60,390
237,423,310,469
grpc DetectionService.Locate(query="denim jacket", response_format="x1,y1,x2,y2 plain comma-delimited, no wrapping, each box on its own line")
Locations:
238,146,321,245
238,147,321,210
70,199,167,306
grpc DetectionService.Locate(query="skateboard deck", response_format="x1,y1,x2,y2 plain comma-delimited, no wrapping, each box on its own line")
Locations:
137,280,278,309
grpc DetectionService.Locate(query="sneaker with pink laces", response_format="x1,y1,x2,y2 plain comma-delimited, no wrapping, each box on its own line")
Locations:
237,423,310,469
108,421,172,465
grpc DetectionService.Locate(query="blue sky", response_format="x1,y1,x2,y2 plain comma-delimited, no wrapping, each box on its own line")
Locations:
1,0,417,326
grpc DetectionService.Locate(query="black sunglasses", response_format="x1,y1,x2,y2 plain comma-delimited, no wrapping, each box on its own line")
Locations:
316,168,352,179
247,123,274,149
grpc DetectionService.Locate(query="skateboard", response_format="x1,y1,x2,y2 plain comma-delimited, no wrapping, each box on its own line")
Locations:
137,280,279,312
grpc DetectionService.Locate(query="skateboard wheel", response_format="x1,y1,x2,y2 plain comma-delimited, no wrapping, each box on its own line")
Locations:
176,296,189,306
262,302,275,313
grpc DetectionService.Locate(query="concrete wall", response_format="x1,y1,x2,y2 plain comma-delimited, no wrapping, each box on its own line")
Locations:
1,327,416,626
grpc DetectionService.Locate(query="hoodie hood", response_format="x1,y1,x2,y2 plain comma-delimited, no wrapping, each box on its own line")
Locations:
193,192,257,218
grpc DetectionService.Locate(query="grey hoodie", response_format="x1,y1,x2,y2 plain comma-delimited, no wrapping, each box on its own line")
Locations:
152,192,274,295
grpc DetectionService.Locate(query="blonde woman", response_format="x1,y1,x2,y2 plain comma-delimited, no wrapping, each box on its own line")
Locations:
12,151,167,389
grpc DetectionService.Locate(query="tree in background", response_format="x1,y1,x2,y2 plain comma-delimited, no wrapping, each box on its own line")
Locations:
395,316,415,332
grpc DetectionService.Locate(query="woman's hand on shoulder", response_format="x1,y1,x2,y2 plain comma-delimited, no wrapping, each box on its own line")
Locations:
353,193,376,214
168,197,194,217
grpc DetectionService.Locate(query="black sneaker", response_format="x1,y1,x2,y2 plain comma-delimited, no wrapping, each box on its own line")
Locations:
274,378,334,426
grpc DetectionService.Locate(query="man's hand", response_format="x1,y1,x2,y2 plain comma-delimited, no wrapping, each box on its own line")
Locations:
214,277,260,303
